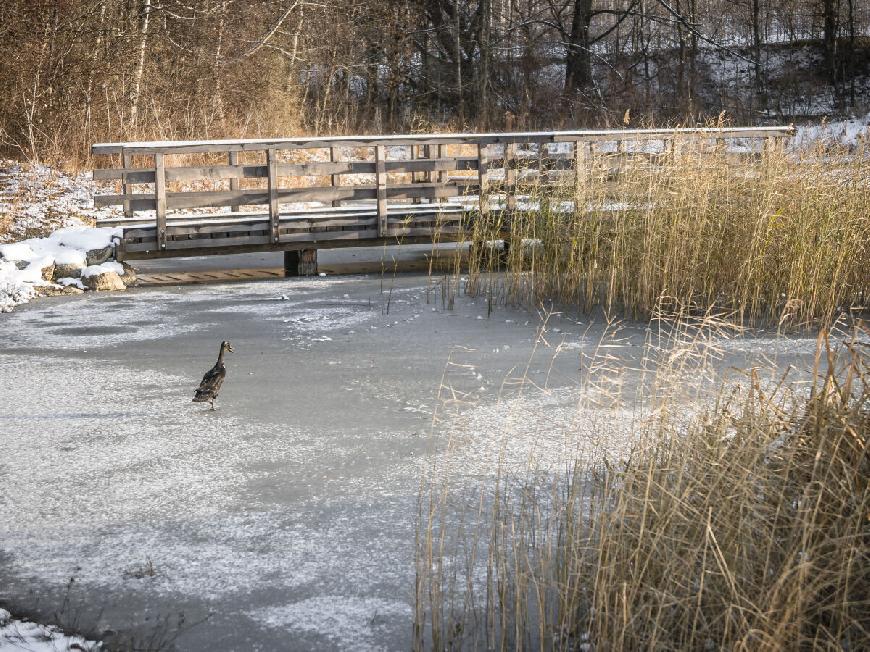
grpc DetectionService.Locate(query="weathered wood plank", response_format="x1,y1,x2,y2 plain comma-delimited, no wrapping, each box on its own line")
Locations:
92,126,793,156
386,226,463,237
279,229,381,244
94,168,156,183
118,234,468,260
163,216,379,236
228,151,240,213
93,158,475,183
505,142,517,211
267,149,279,243
122,149,133,218
329,147,339,208
95,180,475,210
375,145,387,237
99,201,467,227
154,152,167,250
574,141,589,202
478,143,489,216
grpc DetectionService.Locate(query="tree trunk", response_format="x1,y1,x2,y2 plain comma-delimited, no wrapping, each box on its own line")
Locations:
847,0,856,106
822,0,838,85
752,0,765,108
130,0,152,131
455,3,464,123
564,0,594,100
478,0,491,127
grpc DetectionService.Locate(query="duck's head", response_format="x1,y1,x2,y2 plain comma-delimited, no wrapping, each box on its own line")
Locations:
221,340,234,353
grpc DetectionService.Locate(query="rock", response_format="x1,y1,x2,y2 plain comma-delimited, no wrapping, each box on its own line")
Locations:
40,262,55,282
14,260,29,270
82,271,126,292
53,262,85,280
119,262,137,287
34,285,85,297
86,245,114,266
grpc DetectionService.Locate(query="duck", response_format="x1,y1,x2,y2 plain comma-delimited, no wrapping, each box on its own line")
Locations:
193,340,234,410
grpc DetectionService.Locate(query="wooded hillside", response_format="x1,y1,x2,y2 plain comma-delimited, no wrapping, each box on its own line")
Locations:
1,0,868,162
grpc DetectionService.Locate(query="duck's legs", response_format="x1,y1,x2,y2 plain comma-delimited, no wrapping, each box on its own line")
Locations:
210,399,216,411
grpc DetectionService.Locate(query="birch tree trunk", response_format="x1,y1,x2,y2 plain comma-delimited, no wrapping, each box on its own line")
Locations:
130,0,152,131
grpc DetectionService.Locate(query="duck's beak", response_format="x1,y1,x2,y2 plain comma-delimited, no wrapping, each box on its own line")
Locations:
227,344,234,353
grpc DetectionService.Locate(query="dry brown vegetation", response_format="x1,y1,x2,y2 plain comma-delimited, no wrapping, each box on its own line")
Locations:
461,138,869,327
415,316,869,651
1,1,867,165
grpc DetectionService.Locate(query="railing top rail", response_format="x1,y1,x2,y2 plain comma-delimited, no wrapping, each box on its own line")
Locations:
92,126,793,156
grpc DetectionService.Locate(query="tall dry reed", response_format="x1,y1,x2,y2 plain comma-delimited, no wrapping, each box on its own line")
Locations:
414,323,868,651
463,138,869,328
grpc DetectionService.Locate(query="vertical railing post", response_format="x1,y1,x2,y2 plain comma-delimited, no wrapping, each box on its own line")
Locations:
477,142,489,216
505,141,517,211
267,148,279,243
330,147,340,207
436,144,446,205
424,144,433,189
122,148,133,218
154,152,167,250
229,150,240,213
375,145,387,237
411,144,421,204
573,140,587,209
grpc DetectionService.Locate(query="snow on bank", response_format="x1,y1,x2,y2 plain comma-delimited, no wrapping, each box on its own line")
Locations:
80,261,124,278
0,160,119,244
0,608,100,652
0,226,122,312
791,113,869,149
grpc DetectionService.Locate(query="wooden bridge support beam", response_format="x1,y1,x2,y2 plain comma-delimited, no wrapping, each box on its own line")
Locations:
284,249,318,277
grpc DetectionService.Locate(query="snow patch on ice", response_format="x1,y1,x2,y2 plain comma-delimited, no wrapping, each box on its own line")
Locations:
0,608,100,652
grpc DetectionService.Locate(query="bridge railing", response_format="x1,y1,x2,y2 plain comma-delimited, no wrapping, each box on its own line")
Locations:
91,127,792,255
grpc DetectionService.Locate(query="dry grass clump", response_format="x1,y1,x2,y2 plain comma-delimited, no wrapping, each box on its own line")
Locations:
463,139,869,328
414,328,869,650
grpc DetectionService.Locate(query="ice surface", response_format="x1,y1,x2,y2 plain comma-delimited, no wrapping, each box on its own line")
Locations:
251,597,412,650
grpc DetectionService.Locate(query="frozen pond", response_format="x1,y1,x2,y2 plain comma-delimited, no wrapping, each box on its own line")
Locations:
0,267,823,649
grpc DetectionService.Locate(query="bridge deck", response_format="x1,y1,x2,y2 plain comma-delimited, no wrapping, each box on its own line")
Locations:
91,126,792,263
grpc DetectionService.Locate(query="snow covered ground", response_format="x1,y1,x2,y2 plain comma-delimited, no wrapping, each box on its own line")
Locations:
791,113,870,149
0,609,100,652
0,161,118,243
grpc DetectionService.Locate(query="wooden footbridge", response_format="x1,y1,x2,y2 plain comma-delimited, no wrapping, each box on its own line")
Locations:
92,126,791,275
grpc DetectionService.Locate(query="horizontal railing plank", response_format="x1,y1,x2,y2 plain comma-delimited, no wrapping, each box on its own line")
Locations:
92,126,792,155
95,182,476,210
92,157,480,184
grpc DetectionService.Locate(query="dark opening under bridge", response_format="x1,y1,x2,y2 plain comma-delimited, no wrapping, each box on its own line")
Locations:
92,126,792,275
